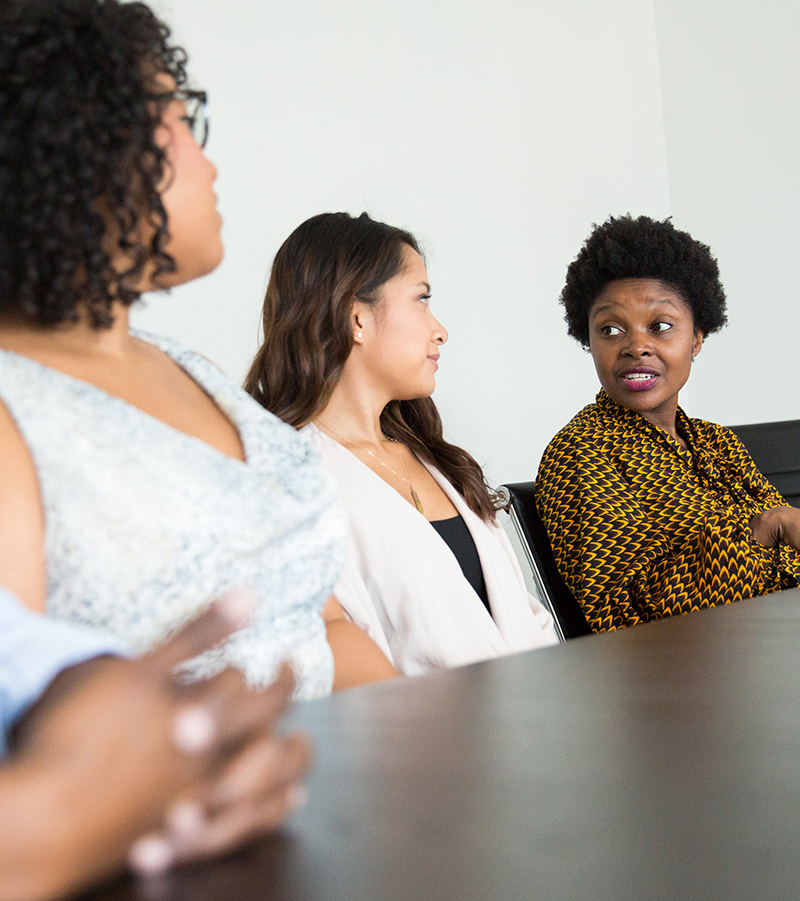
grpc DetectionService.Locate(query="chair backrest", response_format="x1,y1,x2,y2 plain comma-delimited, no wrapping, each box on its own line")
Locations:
727,419,800,508
500,481,592,641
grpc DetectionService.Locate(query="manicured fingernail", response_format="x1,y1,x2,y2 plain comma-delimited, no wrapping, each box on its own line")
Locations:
214,589,257,629
165,800,206,839
287,783,309,811
172,705,216,753
129,835,175,876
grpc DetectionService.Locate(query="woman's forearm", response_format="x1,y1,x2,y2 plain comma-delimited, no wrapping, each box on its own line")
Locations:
325,617,397,690
322,596,396,690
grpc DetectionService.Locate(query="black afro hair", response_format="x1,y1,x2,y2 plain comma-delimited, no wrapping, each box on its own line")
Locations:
560,214,728,347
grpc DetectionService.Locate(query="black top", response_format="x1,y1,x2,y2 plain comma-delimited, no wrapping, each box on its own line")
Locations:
430,514,491,614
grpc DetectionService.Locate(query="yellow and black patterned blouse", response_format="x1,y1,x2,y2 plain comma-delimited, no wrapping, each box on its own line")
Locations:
535,391,800,632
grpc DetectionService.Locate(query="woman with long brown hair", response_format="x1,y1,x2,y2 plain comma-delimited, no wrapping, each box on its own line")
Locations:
246,212,557,674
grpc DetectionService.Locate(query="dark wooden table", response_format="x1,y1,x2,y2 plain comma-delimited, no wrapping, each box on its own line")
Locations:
88,586,800,901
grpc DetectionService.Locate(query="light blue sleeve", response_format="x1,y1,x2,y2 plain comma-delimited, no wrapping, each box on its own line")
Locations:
0,589,128,757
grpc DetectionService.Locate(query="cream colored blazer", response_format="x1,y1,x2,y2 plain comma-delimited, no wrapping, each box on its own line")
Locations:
303,425,558,675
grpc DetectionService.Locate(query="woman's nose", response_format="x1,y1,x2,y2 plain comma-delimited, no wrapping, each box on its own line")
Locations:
622,329,651,357
433,317,448,345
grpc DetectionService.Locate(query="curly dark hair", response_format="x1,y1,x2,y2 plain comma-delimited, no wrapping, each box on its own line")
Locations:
0,0,189,328
560,214,728,347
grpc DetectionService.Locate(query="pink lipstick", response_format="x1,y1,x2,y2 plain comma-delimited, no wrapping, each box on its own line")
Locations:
619,367,658,391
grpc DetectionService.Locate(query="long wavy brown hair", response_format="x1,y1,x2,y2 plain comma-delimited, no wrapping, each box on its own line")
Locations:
244,212,502,522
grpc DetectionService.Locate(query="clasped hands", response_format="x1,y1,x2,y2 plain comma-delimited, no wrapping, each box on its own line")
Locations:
10,592,310,898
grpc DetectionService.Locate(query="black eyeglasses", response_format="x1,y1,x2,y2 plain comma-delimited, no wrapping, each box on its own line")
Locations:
172,89,210,149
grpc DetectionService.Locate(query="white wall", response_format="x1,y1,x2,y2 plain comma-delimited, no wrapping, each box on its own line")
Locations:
654,0,800,427
136,0,671,484
139,1,800,485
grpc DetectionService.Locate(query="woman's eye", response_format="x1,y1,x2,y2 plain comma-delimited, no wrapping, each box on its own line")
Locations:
600,325,622,336
419,294,431,306
651,321,673,333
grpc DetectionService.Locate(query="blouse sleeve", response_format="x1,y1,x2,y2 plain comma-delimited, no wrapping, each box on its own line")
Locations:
330,543,396,667
535,429,684,631
709,424,800,585
709,423,789,511
0,591,127,755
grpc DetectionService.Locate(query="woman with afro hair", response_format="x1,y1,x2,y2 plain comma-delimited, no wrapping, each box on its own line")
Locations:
0,0,393,694
535,214,800,632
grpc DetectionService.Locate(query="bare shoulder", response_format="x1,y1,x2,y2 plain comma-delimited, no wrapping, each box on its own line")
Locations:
0,399,47,610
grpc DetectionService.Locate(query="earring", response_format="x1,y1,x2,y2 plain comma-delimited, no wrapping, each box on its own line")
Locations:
356,331,363,339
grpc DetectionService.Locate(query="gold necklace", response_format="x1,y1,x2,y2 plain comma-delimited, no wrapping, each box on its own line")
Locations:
316,420,425,514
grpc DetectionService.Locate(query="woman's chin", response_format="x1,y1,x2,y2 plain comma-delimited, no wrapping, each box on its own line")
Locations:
392,387,436,403
152,249,225,291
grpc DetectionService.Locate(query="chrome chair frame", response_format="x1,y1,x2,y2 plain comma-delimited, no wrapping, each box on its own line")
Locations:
499,482,591,642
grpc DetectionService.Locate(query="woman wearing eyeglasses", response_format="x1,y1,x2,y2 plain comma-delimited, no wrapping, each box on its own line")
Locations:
245,212,558,675
0,0,393,696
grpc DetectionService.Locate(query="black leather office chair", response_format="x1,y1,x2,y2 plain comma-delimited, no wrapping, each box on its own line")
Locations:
727,419,800,508
500,481,592,641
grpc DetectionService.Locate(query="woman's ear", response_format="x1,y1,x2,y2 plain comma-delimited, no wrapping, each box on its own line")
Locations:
692,329,703,361
350,302,367,343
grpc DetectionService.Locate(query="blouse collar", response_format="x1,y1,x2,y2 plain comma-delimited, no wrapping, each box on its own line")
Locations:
594,389,698,452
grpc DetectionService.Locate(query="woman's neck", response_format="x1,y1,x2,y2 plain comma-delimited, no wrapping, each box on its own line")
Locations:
0,303,133,360
314,400,386,447
313,374,390,447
